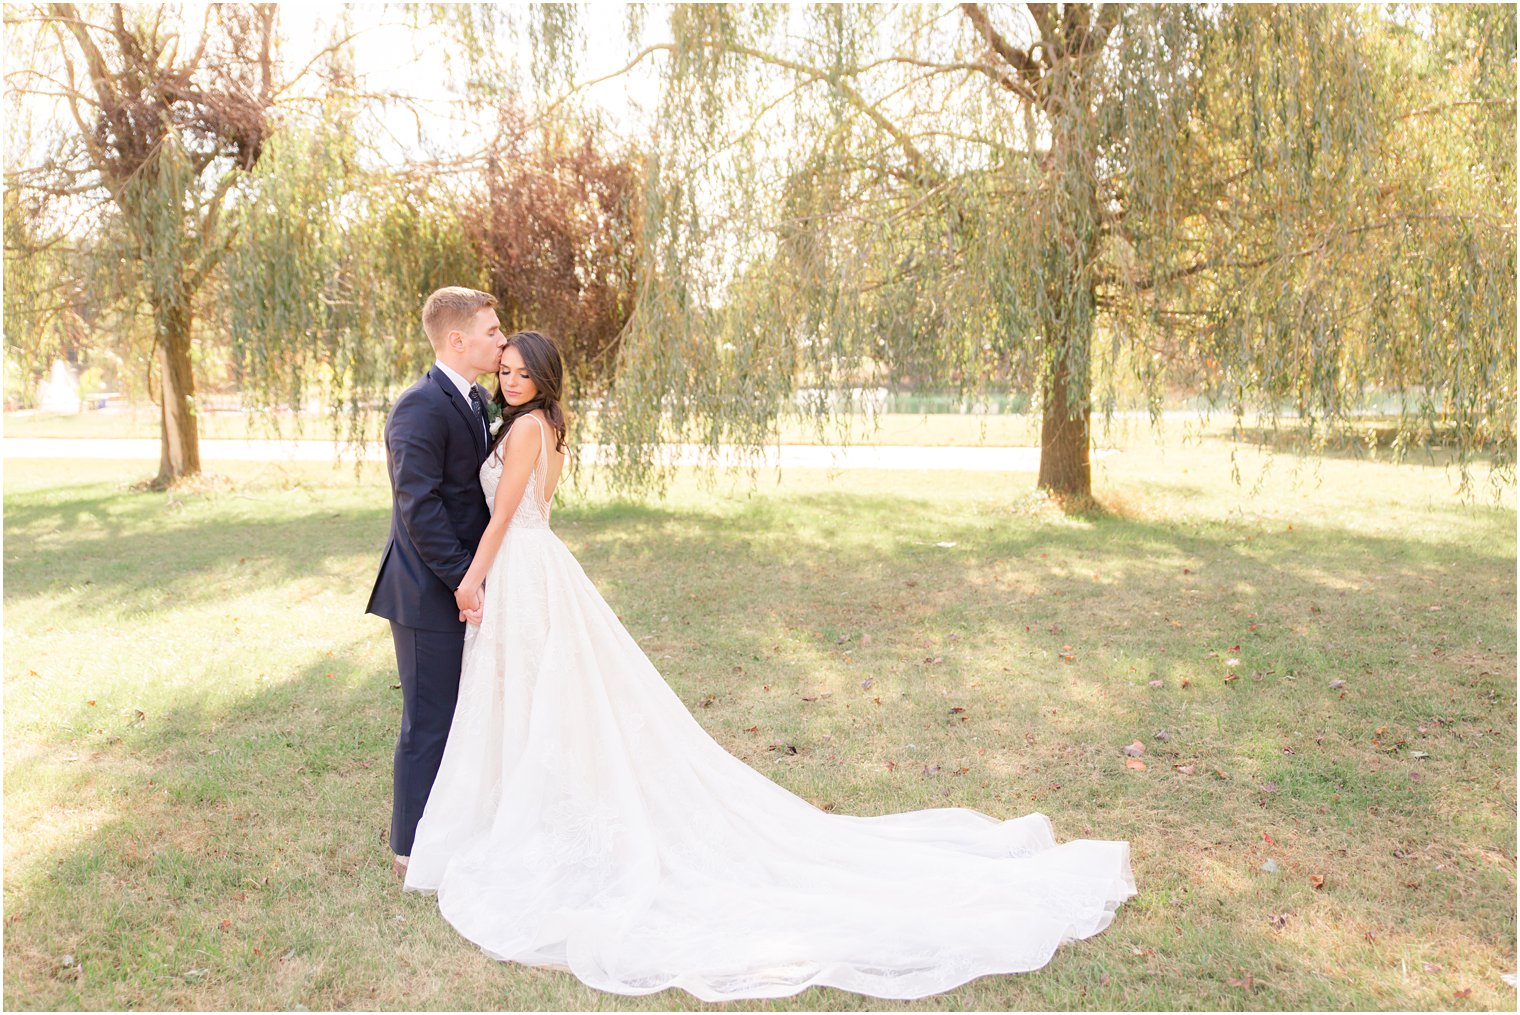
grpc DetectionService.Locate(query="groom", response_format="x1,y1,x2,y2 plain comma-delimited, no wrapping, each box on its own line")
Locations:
366,286,504,880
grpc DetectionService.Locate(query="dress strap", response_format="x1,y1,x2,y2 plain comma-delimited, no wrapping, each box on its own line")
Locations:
519,412,551,511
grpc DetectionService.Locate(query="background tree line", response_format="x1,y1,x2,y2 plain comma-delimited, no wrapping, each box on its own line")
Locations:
4,3,1513,499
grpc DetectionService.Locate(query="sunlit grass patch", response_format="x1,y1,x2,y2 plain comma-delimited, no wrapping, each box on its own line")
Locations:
4,428,1514,1010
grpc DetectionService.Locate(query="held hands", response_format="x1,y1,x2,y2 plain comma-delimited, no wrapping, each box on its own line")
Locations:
455,581,484,626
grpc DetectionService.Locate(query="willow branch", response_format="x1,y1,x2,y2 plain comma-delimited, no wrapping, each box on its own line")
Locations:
724,41,946,189
960,2,1044,89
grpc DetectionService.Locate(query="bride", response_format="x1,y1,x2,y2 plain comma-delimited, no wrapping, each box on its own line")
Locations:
404,330,1136,1001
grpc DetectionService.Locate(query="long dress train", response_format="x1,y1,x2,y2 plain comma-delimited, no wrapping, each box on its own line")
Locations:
405,413,1136,1001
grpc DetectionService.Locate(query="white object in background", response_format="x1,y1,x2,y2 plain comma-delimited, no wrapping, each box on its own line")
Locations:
37,360,82,414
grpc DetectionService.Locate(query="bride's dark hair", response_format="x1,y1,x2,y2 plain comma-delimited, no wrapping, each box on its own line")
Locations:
488,330,568,458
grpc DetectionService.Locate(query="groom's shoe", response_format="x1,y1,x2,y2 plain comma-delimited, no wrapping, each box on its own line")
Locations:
392,854,409,882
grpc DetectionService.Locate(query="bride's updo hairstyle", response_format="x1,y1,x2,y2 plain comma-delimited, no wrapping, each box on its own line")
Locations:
489,329,569,457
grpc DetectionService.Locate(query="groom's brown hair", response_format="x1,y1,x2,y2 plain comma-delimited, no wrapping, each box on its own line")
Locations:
423,287,498,347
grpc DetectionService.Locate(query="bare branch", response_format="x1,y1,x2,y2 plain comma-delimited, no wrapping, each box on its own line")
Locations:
960,2,1044,89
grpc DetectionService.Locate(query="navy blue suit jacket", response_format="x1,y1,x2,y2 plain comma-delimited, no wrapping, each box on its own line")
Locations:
366,367,494,632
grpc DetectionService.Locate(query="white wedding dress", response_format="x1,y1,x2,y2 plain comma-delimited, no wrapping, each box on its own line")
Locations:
406,414,1136,1001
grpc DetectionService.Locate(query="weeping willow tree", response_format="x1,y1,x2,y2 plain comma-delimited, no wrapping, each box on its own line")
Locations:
3,3,281,487
221,119,486,449
220,103,643,450
534,3,1514,501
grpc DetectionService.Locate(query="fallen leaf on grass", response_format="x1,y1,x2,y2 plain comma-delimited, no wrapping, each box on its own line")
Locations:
1227,972,1255,991
1329,679,1346,690
1223,672,1239,684
1154,730,1171,743
1310,874,1326,890
860,678,874,690
1454,987,1472,999
1122,740,1146,757
1174,764,1196,775
1147,679,1164,689
1269,913,1289,929
1125,758,1147,771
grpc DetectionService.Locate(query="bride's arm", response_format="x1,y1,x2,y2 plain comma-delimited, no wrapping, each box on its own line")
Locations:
454,418,542,614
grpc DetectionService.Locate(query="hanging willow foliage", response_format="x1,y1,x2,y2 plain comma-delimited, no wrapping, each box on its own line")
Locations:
223,122,486,448
523,3,1514,500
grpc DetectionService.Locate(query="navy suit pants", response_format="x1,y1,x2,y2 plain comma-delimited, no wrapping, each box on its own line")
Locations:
390,621,463,856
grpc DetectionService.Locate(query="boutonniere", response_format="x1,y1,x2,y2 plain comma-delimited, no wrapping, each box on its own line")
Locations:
484,398,503,435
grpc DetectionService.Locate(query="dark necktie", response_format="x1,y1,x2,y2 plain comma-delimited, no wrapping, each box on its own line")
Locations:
468,387,487,443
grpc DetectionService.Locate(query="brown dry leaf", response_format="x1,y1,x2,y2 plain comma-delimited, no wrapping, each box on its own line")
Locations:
1125,758,1147,771
1174,764,1196,775
1148,679,1164,689
1122,740,1146,757
1310,874,1326,890
1227,972,1255,991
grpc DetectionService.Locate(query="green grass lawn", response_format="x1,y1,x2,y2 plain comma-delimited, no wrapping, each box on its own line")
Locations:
4,423,1515,1010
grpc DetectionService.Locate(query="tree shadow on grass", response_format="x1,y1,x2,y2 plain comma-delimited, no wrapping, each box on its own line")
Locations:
3,480,1514,1010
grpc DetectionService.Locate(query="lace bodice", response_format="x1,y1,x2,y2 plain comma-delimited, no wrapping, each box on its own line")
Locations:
480,413,554,530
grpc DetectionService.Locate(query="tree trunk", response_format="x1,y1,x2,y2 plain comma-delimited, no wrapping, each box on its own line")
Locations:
1034,49,1100,505
1037,341,1092,498
153,298,200,487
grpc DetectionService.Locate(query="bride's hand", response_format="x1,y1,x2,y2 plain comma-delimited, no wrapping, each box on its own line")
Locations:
456,581,483,624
